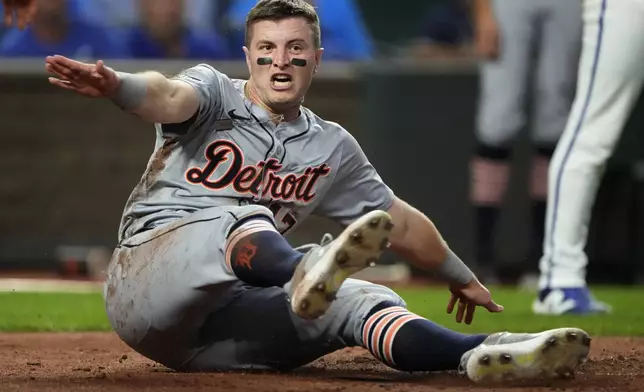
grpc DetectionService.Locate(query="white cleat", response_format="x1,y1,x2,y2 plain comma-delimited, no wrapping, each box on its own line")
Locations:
289,210,394,320
460,328,591,384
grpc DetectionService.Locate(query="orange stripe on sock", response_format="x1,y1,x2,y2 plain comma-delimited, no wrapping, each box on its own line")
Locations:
361,306,406,350
370,312,407,361
382,314,423,366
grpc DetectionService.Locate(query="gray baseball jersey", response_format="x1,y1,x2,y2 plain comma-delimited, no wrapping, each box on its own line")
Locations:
116,63,394,244
105,64,402,371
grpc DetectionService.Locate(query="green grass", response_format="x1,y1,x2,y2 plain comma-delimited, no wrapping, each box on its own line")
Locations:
0,292,111,332
394,285,644,336
0,286,642,336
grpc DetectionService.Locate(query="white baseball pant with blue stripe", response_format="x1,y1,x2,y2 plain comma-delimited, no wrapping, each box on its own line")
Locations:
539,0,644,289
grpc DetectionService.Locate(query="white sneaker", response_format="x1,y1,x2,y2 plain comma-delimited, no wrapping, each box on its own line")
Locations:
289,210,394,320
532,287,612,315
460,328,591,383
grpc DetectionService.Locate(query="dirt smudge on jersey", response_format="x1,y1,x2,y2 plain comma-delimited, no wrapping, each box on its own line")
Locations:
144,137,179,190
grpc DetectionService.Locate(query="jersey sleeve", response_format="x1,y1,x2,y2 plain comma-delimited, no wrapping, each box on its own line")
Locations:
159,63,224,136
315,129,395,226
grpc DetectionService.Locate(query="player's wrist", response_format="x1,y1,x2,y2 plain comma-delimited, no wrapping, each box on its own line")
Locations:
111,71,147,111
436,248,475,286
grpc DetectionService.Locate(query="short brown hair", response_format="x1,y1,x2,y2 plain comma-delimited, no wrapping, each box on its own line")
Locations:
245,0,321,49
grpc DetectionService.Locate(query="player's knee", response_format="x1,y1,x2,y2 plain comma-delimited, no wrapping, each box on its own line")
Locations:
361,283,406,309
225,214,303,287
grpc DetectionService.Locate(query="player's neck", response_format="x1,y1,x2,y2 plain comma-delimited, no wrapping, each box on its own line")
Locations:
245,81,300,124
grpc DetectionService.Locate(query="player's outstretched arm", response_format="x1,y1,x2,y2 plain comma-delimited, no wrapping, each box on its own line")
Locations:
387,197,503,323
45,55,199,124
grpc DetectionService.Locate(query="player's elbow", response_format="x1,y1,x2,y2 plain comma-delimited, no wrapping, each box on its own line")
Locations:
387,197,449,265
159,80,200,124
133,75,198,124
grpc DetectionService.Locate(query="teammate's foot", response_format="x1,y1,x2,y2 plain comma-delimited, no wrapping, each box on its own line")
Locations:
460,328,591,383
532,287,612,315
289,210,394,320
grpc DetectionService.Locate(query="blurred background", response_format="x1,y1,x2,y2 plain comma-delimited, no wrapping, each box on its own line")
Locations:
1,0,644,288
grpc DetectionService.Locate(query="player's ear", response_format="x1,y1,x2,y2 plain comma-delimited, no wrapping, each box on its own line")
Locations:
243,46,252,72
314,48,324,74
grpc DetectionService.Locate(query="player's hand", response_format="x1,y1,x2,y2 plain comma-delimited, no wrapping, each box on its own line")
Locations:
474,15,500,60
45,55,120,98
3,0,37,29
446,278,504,325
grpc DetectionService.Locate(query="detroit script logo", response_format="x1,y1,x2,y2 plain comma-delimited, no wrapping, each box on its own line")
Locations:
185,140,331,202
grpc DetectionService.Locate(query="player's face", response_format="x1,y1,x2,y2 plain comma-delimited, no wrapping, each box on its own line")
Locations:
244,17,323,113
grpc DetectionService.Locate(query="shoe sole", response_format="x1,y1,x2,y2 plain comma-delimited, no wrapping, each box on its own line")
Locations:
290,210,394,320
465,328,591,383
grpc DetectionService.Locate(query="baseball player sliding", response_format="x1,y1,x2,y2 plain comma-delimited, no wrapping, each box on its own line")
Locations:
534,0,643,315
6,0,590,383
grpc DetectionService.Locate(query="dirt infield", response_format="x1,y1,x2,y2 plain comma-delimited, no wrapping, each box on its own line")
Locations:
0,333,642,392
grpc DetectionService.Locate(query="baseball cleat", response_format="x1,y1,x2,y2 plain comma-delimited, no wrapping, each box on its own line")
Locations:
532,287,612,315
289,210,394,320
460,327,591,383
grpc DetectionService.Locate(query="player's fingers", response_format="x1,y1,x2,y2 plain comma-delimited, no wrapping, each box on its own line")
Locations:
95,60,116,81
49,75,87,90
485,299,504,313
48,77,79,91
455,299,466,323
46,62,77,81
95,60,106,73
464,302,476,325
45,65,71,82
446,293,457,314
51,55,92,75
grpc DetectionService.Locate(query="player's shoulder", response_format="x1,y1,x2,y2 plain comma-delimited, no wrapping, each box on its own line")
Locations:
174,63,246,101
303,107,350,136
175,63,232,83
304,108,361,152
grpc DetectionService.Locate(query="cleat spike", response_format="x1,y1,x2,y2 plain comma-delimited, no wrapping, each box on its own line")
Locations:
582,335,591,347
499,354,512,364
336,250,349,265
349,231,363,244
380,238,390,251
478,355,490,366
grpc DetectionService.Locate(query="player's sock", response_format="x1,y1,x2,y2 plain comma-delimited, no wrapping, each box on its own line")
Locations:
470,145,511,273
361,302,488,372
225,216,304,287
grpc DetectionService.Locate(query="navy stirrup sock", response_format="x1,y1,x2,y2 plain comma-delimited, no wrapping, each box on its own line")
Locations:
226,216,304,287
361,302,488,372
